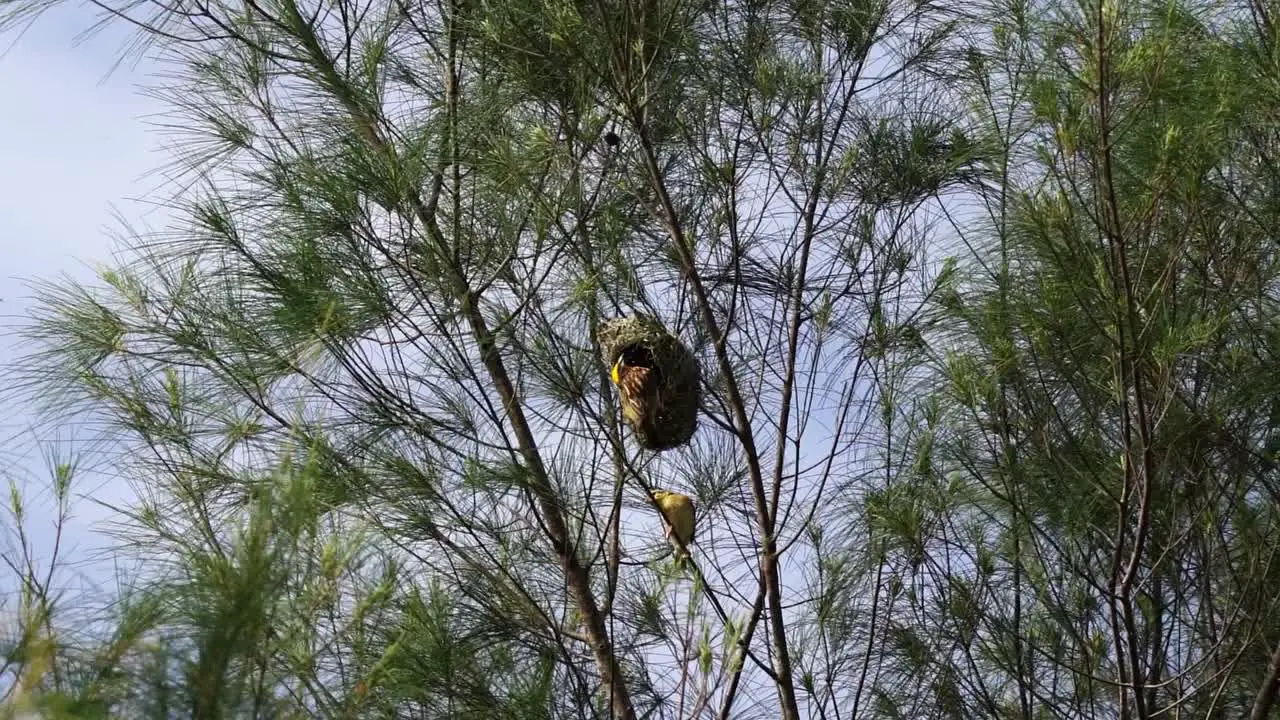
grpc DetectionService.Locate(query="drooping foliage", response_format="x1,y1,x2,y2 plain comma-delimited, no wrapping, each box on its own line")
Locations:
3,0,1280,718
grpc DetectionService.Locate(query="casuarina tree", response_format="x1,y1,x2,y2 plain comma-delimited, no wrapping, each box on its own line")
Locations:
3,0,1280,718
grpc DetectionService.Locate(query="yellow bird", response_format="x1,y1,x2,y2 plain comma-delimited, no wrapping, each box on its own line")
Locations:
652,489,696,562
610,346,660,434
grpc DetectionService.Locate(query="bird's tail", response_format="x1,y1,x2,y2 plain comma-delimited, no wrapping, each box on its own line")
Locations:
672,543,691,571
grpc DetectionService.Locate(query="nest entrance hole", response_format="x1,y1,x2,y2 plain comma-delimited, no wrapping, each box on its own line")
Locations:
617,344,658,372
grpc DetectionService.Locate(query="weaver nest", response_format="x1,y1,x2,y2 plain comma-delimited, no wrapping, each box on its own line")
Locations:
598,316,701,451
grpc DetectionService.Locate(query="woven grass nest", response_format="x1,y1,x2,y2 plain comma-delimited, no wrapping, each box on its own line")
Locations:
598,316,701,451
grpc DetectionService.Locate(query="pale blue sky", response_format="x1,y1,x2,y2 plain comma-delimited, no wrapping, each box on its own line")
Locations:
1,8,167,592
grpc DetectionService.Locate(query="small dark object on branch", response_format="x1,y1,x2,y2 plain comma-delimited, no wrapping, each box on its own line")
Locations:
604,131,620,147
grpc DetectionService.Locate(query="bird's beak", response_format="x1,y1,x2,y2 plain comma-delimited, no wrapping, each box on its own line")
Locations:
610,358,622,386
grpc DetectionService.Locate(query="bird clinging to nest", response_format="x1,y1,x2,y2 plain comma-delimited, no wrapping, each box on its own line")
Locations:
611,344,662,439
599,315,700,451
652,489,696,565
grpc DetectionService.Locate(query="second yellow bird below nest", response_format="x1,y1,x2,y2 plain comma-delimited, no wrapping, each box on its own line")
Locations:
652,489,696,561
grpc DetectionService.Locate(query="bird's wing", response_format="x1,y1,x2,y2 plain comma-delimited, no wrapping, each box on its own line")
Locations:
620,366,651,398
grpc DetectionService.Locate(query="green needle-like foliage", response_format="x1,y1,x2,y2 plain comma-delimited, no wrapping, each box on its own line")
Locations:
4,0,1280,717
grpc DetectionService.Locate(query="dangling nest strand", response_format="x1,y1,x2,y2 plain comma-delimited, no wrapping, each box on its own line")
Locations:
598,316,701,451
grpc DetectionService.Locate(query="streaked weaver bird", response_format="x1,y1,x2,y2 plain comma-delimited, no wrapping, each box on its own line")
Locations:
610,345,661,435
651,489,696,563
